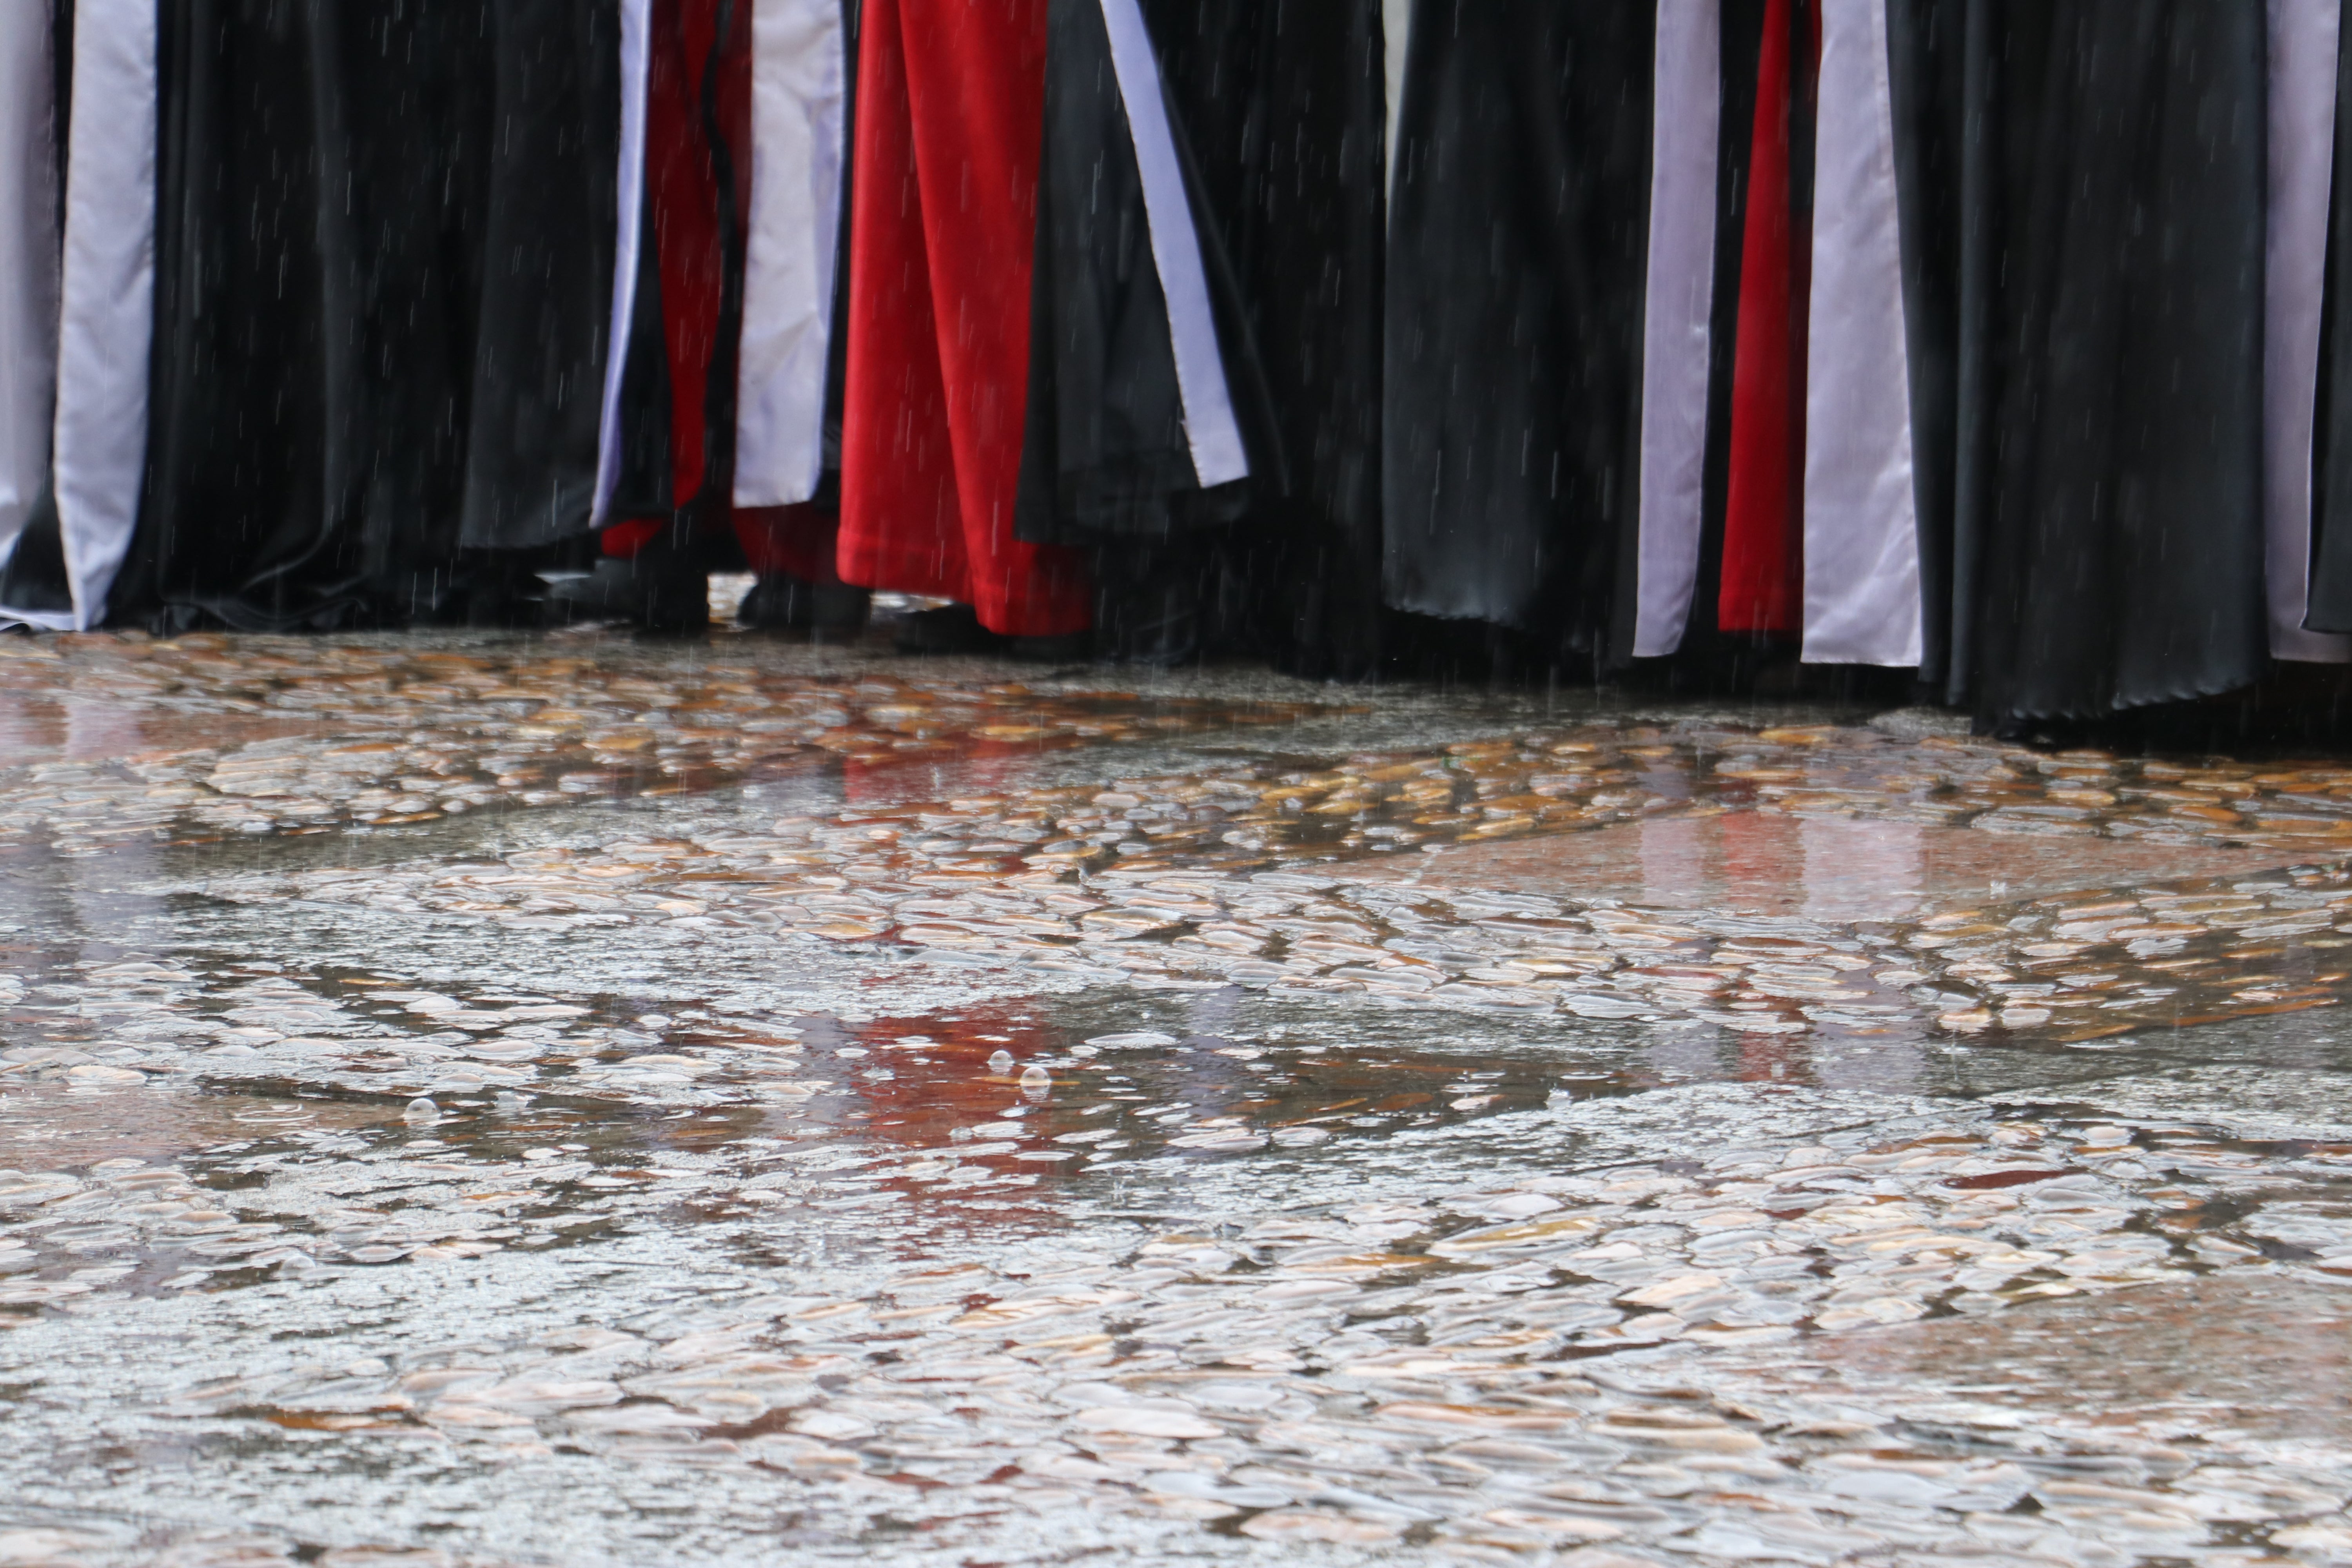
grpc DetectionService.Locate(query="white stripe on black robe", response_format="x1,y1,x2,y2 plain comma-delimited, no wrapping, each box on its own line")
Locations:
1801,0,1924,667
47,0,154,631
1630,0,1722,659
2267,0,2351,660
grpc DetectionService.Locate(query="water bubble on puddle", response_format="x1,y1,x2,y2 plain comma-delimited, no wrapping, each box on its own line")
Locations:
987,1050,1016,1073
403,1098,440,1123
1020,1065,1052,1090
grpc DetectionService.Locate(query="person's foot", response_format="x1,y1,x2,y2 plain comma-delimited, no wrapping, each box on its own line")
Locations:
408,559,545,629
542,555,709,635
890,602,1094,660
890,603,1001,654
1007,630,1094,662
737,573,871,637
1091,545,1201,666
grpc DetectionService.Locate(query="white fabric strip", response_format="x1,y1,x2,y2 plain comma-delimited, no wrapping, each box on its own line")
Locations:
734,0,847,507
1630,0,1720,658
1383,0,1412,198
2267,0,2351,660
44,0,156,631
1800,0,1924,666
0,2,58,580
1097,0,1249,489
592,0,653,525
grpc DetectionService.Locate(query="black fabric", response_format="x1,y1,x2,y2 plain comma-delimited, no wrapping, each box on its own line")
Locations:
1944,0,1997,703
0,485,72,615
2,4,90,619
606,175,678,519
51,0,70,236
695,0,746,521
118,0,615,631
1954,1,2267,721
126,0,377,631
1885,0,1964,688
1383,0,1654,650
1146,0,1383,675
458,1,620,549
811,0,860,510
2310,8,2352,630
1015,0,1260,544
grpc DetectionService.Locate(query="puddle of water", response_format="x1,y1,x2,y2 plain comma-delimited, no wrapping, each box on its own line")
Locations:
1347,811,2311,922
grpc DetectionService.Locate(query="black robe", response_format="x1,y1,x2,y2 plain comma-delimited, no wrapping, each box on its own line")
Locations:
1014,0,1264,543
1149,0,1385,673
1896,0,2267,722
1016,0,1382,673
1382,0,1654,652
117,0,616,632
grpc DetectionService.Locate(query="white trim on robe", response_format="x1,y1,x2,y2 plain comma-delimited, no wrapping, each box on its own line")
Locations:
1097,0,1249,490
592,0,653,526
1630,0,1720,659
0,2,58,584
1800,0,1924,667
41,0,156,632
734,0,848,508
2269,0,2351,661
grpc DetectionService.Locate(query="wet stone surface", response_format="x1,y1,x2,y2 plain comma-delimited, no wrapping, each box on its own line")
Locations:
3,630,2352,1564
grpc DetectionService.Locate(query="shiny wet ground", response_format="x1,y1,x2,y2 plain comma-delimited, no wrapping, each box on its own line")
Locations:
4,627,2352,1565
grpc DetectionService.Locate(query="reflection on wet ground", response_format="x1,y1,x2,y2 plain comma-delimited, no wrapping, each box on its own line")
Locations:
3,630,2352,1564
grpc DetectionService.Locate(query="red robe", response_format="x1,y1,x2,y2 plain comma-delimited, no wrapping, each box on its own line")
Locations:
837,0,1091,637
1718,0,1818,635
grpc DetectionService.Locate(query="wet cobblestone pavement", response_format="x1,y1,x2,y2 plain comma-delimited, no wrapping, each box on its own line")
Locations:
5,626,2352,1565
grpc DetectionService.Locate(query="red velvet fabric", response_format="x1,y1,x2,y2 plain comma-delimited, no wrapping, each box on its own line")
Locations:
837,0,1091,637
648,0,749,513
1717,0,1818,635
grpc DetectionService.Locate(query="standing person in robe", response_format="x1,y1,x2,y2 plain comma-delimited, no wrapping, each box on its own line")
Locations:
838,0,1092,656
556,0,864,637
1021,0,1383,672
1013,0,1266,666
1887,1,2268,728
1622,0,1821,681
1155,0,1385,679
1382,0,1655,674
111,0,619,633
3,0,158,632
1014,0,1383,673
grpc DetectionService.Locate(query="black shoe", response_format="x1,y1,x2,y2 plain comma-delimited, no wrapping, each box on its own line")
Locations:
890,603,1003,654
737,573,871,636
543,555,709,635
1008,631,1095,662
1092,545,1200,666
